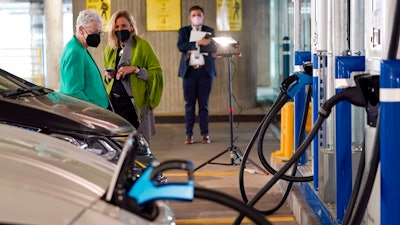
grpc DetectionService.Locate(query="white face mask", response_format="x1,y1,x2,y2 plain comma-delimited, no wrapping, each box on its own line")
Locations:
191,16,203,27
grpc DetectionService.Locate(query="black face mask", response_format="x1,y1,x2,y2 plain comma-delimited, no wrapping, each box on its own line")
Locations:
86,33,101,47
115,30,131,42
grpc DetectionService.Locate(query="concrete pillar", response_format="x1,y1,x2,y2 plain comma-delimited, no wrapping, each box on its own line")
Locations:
44,0,63,90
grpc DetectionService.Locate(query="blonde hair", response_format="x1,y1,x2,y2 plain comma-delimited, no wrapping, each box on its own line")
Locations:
107,10,138,49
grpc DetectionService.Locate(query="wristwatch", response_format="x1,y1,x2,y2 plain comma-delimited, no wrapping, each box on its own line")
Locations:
134,67,140,74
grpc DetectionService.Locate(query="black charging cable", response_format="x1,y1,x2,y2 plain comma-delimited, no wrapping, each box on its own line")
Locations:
239,68,315,203
238,91,289,203
257,84,313,182
346,114,380,225
238,85,313,217
233,86,366,224
194,187,273,225
344,0,400,222
340,136,366,225
239,82,314,202
256,84,313,216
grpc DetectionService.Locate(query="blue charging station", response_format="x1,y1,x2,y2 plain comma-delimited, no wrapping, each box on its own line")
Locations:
312,53,327,191
294,51,311,166
334,56,365,223
380,60,400,225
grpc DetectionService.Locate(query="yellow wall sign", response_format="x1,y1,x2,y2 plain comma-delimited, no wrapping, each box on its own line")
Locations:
216,0,242,31
86,0,111,31
146,0,181,31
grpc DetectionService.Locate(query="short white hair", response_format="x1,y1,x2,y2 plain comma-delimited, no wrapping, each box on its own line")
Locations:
76,9,102,30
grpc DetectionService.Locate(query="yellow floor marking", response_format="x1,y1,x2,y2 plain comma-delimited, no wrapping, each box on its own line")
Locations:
165,172,295,224
134,160,146,168
176,215,295,224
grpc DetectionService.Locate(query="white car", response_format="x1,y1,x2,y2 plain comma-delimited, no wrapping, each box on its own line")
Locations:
0,124,175,225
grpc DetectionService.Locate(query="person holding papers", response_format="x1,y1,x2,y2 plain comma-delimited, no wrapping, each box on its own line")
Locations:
177,5,218,145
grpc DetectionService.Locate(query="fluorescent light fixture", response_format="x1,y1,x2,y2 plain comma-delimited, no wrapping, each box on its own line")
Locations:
212,37,238,47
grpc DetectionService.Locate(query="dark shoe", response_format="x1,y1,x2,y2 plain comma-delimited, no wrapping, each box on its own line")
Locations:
202,135,211,144
185,136,194,144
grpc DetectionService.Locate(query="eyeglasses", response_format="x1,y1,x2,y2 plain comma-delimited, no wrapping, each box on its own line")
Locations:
85,29,105,36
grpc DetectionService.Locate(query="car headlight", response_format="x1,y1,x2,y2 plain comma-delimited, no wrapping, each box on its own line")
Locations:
49,132,167,184
49,133,121,163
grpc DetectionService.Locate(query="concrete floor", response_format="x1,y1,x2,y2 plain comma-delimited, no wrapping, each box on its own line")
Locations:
150,105,312,225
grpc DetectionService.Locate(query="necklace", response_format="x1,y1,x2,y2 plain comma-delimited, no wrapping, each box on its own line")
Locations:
119,45,124,57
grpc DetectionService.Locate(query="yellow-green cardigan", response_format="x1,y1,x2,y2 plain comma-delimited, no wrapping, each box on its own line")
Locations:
103,35,163,110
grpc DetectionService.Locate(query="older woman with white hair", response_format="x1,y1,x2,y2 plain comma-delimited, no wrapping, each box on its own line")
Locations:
60,9,110,109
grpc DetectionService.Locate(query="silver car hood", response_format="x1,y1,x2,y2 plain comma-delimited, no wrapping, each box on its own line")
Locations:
0,124,115,193
0,125,175,225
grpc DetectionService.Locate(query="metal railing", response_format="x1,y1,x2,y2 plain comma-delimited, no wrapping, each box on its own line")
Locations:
0,47,43,86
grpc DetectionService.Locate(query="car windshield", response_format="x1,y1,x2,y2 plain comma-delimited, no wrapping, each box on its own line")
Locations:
0,68,33,91
0,68,51,97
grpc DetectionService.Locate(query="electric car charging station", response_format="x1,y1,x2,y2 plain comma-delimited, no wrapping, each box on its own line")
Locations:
184,0,398,224
262,0,400,224
1,1,399,225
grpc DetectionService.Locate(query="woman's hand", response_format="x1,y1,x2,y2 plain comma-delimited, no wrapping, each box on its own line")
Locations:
105,69,116,80
116,66,138,80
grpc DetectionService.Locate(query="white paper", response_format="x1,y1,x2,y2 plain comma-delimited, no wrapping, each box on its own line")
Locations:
189,30,211,42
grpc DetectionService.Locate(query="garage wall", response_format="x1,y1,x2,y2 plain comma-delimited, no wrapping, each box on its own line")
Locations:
71,0,270,115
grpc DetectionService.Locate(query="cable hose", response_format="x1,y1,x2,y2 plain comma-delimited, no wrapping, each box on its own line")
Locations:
257,85,313,182
238,92,289,203
238,91,307,204
233,87,364,224
258,158,299,215
387,0,400,59
257,85,312,215
233,116,327,225
238,84,313,215
238,93,293,214
348,115,380,225
193,187,273,225
343,0,399,222
341,140,366,225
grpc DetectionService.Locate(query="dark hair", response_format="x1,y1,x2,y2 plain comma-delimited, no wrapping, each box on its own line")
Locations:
189,5,204,14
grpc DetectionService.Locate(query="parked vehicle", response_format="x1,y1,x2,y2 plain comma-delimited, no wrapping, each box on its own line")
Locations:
0,124,174,225
0,68,165,183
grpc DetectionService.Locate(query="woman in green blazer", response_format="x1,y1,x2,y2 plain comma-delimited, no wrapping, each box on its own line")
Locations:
60,9,109,109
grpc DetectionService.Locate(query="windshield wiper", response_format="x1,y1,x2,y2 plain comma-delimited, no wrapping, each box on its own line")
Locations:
2,86,45,98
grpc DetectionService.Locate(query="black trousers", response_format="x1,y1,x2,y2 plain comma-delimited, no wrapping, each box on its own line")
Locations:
111,95,139,129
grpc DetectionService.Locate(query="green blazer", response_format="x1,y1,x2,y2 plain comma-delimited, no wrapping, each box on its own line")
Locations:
59,36,109,108
104,36,163,110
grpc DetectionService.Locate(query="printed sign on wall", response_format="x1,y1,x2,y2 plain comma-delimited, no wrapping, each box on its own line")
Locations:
216,0,242,31
146,0,181,31
86,0,111,31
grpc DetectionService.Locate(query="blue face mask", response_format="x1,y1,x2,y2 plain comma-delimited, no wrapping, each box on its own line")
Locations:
115,30,131,42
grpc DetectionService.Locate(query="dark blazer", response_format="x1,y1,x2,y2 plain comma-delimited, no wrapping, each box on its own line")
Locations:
177,25,218,78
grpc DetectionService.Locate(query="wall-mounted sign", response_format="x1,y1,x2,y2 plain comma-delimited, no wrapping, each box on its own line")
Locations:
86,0,111,31
146,0,181,31
216,0,242,31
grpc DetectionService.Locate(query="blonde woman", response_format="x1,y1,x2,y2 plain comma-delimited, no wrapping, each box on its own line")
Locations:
104,9,163,144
